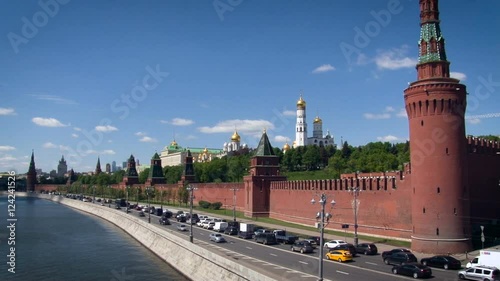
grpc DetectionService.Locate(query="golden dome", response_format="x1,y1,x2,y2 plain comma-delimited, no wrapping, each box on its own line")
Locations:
297,95,306,108
313,116,322,124
203,147,209,154
170,140,178,146
283,143,290,151
231,130,241,142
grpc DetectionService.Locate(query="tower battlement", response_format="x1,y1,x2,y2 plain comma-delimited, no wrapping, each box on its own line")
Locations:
467,136,500,155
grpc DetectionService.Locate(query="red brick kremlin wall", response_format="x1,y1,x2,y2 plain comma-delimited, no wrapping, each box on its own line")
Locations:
35,137,499,242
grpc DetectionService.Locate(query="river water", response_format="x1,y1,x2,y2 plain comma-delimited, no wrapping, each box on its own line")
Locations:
0,196,189,281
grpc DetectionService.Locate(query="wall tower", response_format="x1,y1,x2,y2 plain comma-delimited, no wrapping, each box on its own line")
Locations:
26,150,37,192
294,95,307,147
404,0,471,253
95,157,102,175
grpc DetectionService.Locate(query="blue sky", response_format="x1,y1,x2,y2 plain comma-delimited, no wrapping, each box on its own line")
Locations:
1,0,499,173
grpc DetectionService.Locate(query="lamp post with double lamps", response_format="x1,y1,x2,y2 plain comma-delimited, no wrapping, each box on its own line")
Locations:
186,185,197,243
311,193,335,281
230,187,239,223
347,186,361,247
146,186,154,223
125,185,130,213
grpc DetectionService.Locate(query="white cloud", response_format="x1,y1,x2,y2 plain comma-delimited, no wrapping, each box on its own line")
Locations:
0,108,16,115
71,133,78,138
377,135,402,142
363,113,391,120
140,136,158,143
274,135,289,143
385,106,395,112
32,117,67,127
185,135,197,140
95,125,118,132
30,94,77,105
198,119,275,137
59,145,71,151
312,64,336,74
375,45,417,70
101,149,116,155
73,127,82,131
467,118,481,124
42,142,57,148
0,145,15,151
135,132,146,136
282,110,296,117
397,109,407,118
450,72,467,81
0,155,16,162
161,118,194,126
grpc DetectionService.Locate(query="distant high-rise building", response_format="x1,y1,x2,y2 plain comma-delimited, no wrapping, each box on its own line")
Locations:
105,163,111,173
111,161,117,172
122,161,127,170
57,155,68,177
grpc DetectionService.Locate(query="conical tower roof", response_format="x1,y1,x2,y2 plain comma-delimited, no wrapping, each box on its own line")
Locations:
254,129,275,156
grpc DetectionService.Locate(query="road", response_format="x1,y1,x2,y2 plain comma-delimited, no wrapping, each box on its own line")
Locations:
121,206,459,281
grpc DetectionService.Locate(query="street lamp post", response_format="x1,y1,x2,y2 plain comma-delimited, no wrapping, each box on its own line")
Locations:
311,193,335,281
108,186,111,208
125,186,130,214
92,185,96,204
230,187,239,223
146,186,153,223
348,186,361,247
186,185,197,243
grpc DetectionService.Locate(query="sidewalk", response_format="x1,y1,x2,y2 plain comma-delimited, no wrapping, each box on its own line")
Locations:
146,202,480,265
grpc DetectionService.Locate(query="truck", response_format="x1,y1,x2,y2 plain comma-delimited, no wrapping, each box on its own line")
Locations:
238,223,255,239
213,222,228,232
273,230,299,244
466,249,500,268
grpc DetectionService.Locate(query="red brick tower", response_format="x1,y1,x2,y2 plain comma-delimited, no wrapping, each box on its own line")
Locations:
405,0,471,253
243,130,286,217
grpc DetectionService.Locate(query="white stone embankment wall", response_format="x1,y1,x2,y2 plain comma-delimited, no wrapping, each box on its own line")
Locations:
29,193,276,281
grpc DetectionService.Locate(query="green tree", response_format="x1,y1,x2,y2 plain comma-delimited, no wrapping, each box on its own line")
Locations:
302,145,321,170
139,168,150,184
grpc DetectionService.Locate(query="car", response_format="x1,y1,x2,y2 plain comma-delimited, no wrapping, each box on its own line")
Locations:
304,236,320,248
159,217,170,225
115,204,121,209
176,215,187,223
291,240,314,254
224,226,238,235
139,211,145,217
209,233,226,243
254,229,272,236
392,263,433,279
331,243,356,257
458,266,500,281
355,243,378,255
325,249,353,262
324,240,347,249
176,224,187,231
203,221,215,230
420,255,462,270
382,248,412,259
254,233,277,245
384,252,418,266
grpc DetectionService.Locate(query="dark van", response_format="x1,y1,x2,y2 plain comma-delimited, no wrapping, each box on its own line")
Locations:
254,233,277,245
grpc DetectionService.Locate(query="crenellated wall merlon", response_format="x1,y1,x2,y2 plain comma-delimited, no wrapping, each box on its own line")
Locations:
467,136,500,154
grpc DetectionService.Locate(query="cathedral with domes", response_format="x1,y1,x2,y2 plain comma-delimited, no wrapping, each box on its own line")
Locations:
291,95,334,149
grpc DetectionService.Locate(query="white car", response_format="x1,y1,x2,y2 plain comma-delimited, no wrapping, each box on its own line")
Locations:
324,240,347,248
209,233,226,243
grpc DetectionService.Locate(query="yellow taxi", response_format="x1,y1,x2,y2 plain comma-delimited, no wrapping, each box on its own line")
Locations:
325,249,353,262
